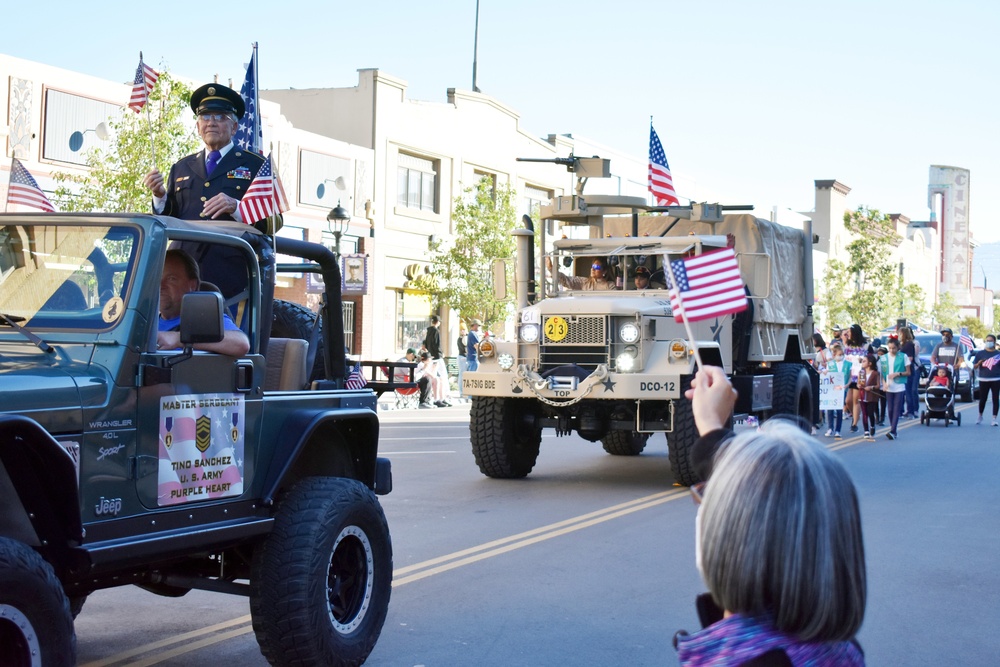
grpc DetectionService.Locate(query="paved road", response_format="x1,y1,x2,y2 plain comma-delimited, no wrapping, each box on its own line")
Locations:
75,402,1000,666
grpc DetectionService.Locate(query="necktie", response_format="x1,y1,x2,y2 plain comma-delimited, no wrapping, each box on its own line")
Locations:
206,150,221,176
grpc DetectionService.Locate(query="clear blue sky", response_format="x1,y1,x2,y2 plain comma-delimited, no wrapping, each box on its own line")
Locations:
7,0,999,241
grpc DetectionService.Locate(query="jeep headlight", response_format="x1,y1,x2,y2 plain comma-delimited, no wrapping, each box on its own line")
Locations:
616,346,638,372
479,338,495,358
498,353,515,370
520,323,539,343
670,339,688,360
619,322,640,344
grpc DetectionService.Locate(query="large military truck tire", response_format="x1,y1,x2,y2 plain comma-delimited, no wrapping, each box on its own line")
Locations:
772,363,814,426
250,477,392,667
0,538,76,667
470,397,542,478
601,430,649,456
667,389,700,487
271,299,325,382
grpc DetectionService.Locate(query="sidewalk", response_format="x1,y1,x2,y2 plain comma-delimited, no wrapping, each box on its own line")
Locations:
376,387,471,412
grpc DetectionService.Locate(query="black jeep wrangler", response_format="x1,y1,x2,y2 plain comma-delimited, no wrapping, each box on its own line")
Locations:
0,214,394,666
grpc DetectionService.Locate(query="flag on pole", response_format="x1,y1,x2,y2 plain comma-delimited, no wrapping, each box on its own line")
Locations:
236,153,289,224
648,124,680,207
345,361,368,389
233,46,262,154
668,247,747,323
129,55,159,113
959,326,974,350
981,353,1000,371
6,158,55,212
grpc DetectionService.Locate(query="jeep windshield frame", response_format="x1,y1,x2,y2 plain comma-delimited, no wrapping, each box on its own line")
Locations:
0,221,141,332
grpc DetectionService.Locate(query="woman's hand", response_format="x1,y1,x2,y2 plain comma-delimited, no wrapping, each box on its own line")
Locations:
684,366,738,435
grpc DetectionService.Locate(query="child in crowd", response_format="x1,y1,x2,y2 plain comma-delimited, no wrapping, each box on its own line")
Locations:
825,342,851,440
858,354,881,441
930,367,950,388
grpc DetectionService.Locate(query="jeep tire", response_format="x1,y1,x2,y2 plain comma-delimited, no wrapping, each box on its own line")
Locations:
667,384,700,487
250,477,392,667
771,363,814,425
601,430,649,456
470,397,541,478
0,538,76,667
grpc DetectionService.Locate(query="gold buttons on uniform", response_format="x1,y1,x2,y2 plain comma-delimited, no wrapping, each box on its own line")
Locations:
236,186,241,191
205,182,211,187
201,196,207,201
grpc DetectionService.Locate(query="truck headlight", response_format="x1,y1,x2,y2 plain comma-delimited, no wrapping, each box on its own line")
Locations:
520,323,539,343
498,353,515,369
616,346,638,372
619,322,640,343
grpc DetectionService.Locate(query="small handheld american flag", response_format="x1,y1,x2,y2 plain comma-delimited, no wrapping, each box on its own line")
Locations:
129,54,159,113
982,353,1000,372
237,153,289,224
668,247,748,323
345,361,368,390
959,327,974,350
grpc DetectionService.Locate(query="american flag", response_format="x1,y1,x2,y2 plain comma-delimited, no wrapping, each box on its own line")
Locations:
982,353,1000,372
959,327,974,350
648,124,679,207
6,158,55,212
236,153,289,224
128,54,159,113
668,247,747,323
233,47,262,154
345,361,368,389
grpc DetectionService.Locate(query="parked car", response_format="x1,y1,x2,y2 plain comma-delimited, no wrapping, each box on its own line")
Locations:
914,333,978,402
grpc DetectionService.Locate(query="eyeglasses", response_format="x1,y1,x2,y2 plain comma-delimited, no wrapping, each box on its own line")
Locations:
591,264,603,270
690,482,706,505
197,112,231,122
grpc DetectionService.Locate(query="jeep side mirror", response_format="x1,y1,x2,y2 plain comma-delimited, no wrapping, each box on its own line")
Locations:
179,292,225,346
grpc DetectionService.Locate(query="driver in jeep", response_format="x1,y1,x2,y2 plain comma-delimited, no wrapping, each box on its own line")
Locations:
156,248,250,356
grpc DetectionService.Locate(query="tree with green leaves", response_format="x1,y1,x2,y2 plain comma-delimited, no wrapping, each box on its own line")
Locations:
53,71,199,213
959,316,988,340
426,177,518,329
930,291,960,331
818,206,917,335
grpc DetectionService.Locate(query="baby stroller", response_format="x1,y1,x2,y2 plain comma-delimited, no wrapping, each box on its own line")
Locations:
920,363,961,427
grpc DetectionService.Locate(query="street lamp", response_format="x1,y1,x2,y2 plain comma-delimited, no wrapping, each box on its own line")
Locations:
326,200,350,260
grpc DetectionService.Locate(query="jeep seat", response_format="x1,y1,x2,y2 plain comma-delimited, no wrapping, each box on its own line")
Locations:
265,338,308,391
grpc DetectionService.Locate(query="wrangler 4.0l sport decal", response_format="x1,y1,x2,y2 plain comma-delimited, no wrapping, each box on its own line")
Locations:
158,393,245,506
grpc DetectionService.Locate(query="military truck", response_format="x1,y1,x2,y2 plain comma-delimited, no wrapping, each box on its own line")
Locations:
0,214,395,666
463,157,818,486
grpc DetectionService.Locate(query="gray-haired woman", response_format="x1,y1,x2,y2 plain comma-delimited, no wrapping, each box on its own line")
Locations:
675,367,866,665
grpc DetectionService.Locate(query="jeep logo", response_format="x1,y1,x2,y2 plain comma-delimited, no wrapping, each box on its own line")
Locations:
95,496,123,517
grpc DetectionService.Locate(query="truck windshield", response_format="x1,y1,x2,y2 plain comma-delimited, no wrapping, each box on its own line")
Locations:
0,223,139,331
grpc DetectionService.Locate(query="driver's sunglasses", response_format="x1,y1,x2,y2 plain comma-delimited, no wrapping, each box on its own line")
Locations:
690,482,706,505
197,112,230,122
591,263,604,270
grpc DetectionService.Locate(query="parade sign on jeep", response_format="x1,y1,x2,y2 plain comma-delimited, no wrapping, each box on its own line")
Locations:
0,213,393,666
462,157,819,486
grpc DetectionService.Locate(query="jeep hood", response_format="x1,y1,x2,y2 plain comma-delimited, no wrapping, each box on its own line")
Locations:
0,343,103,433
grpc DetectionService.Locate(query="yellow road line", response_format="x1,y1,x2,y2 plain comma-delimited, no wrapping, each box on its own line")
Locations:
82,488,688,666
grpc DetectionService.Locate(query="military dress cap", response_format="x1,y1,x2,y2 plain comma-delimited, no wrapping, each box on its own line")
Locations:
634,266,651,277
190,83,245,119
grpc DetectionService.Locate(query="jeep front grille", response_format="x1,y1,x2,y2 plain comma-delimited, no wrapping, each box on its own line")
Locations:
539,345,610,374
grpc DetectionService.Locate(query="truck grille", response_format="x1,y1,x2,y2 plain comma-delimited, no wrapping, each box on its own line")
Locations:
537,316,609,373
542,316,607,345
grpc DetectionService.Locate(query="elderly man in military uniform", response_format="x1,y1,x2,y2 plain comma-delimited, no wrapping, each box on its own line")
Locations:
143,83,265,302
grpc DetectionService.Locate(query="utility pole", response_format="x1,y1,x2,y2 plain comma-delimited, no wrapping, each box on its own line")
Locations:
472,0,481,93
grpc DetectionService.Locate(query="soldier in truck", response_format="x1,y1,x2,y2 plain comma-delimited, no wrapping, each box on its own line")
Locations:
156,248,250,356
546,255,613,290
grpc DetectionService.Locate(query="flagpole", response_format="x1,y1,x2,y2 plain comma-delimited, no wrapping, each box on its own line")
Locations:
140,52,158,169
664,252,705,372
252,42,259,153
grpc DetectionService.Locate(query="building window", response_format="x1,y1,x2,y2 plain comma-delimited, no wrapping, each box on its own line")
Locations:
397,153,437,212
395,290,433,353
523,185,552,220
473,170,496,200
342,301,355,354
42,89,121,166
